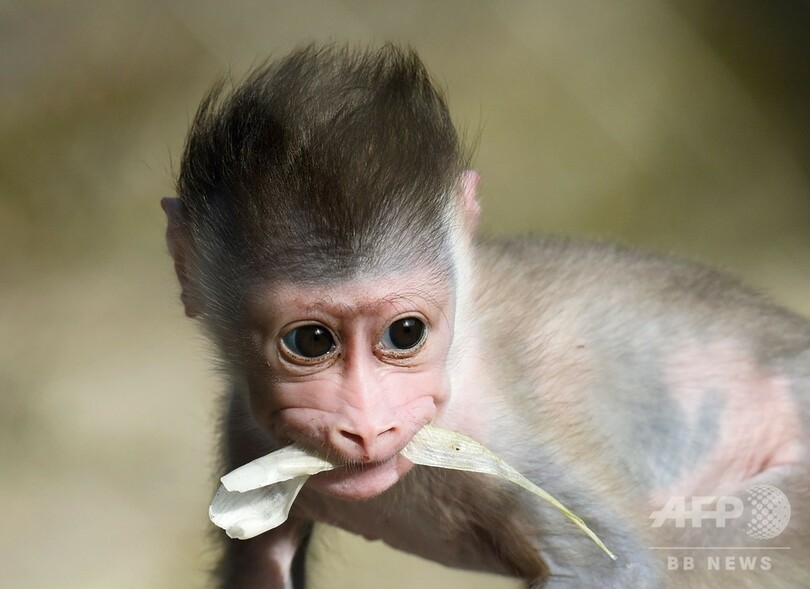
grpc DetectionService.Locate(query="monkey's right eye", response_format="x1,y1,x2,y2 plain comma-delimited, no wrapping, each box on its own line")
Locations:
280,324,336,360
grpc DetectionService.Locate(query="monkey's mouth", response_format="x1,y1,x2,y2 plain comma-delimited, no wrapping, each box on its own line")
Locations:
307,453,414,500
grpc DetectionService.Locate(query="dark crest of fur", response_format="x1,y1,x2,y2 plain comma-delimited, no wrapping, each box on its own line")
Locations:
177,44,467,326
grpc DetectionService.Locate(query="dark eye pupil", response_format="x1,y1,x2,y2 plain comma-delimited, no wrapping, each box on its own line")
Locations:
388,317,425,350
285,325,334,358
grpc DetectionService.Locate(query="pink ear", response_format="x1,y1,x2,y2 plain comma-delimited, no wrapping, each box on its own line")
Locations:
460,170,481,231
161,197,202,318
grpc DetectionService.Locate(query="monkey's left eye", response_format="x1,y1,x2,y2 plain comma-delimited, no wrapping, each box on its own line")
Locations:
379,317,426,351
281,324,336,359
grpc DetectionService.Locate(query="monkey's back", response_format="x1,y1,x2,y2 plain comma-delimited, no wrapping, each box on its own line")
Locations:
472,236,810,496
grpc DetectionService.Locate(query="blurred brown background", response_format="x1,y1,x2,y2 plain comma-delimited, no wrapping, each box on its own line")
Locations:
1,1,808,588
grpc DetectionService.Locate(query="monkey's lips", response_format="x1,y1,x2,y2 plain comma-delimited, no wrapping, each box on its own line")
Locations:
307,453,413,500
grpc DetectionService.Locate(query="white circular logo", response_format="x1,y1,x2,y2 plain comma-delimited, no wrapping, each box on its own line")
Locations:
745,484,791,539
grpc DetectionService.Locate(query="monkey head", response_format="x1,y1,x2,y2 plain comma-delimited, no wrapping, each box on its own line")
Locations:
163,46,479,500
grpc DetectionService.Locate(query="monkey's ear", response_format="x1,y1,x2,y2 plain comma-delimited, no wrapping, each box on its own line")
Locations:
161,197,202,318
460,170,481,233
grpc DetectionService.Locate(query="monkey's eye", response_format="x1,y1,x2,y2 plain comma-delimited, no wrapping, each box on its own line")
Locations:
281,324,336,359
380,317,426,351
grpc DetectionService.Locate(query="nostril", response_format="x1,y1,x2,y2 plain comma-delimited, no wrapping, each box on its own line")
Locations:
339,429,366,449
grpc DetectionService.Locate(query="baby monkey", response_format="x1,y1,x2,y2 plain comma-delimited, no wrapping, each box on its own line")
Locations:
163,45,810,588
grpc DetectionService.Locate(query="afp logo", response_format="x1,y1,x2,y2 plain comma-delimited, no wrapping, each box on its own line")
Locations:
650,484,791,540
744,484,791,539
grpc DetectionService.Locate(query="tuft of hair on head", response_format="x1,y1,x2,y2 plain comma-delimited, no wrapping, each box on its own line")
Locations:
176,44,469,331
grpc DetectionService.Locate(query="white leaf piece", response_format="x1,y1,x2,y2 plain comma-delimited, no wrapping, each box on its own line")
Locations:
209,425,615,559
401,425,616,560
221,445,336,492
210,476,309,539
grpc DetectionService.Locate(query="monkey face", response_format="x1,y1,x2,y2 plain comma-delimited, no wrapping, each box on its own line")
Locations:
243,270,455,500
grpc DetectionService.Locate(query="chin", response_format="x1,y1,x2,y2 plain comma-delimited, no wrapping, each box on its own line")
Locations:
308,454,414,500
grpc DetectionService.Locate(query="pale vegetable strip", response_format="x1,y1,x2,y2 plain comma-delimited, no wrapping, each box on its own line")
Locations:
209,425,616,559
401,426,616,560
210,476,309,539
221,445,336,492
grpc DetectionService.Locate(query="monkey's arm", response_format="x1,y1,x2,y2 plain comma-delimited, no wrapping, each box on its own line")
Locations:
217,517,312,589
217,387,313,588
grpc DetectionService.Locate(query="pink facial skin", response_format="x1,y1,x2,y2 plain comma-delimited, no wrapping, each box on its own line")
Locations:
243,271,455,501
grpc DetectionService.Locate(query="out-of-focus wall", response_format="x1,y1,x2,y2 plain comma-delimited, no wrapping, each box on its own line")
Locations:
1,1,807,587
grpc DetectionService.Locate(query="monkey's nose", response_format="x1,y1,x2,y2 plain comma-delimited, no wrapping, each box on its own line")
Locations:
334,423,399,462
